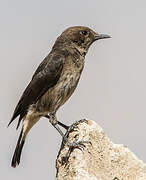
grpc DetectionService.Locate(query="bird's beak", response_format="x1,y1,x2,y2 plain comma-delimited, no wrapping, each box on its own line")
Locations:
94,34,111,41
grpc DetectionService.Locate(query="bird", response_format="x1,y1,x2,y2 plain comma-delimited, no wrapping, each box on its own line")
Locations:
8,26,110,168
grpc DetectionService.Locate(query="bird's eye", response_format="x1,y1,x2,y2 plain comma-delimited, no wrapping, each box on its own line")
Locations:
81,30,88,35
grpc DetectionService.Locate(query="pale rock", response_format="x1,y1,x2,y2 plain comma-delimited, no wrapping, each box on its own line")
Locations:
55,120,146,180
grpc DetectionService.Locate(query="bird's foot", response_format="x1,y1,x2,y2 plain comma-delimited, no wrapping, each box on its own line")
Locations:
63,136,88,149
64,120,80,134
61,137,89,164
65,119,88,133
61,120,90,164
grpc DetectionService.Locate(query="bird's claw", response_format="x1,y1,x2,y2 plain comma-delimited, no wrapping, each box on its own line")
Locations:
67,123,79,132
60,120,90,165
65,139,88,149
61,137,90,164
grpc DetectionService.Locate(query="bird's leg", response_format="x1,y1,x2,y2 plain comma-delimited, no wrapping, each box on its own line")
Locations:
48,114,87,146
48,114,89,163
45,115,69,130
48,114,75,144
61,121,89,163
48,113,67,138
58,121,69,130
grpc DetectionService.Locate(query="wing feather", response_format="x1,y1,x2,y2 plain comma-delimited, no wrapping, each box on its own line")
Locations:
8,53,64,128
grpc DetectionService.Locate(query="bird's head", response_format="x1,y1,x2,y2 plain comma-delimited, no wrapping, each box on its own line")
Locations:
57,26,111,56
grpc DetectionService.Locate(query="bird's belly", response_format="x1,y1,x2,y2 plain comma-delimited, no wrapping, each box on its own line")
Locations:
38,71,81,113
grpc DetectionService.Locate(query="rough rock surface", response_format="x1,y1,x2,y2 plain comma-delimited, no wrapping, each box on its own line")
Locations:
55,119,146,180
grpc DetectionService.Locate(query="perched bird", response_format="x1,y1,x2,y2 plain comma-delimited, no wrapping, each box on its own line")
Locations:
8,26,110,167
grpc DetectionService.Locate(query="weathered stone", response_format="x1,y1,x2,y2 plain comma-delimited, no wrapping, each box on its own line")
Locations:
55,120,146,180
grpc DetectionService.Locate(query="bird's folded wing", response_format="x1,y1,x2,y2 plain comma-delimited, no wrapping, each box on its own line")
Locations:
8,53,64,129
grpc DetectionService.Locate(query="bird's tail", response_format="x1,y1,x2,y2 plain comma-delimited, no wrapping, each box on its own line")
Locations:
11,129,25,168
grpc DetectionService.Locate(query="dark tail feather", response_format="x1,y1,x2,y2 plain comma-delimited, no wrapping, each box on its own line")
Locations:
11,129,25,168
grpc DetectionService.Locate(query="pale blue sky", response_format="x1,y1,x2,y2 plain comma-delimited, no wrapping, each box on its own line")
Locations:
1,0,146,179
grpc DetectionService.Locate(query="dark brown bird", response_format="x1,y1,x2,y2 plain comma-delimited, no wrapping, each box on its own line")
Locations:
8,26,110,167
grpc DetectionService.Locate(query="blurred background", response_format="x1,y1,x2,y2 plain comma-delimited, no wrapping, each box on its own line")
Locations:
1,0,146,179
